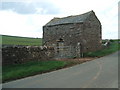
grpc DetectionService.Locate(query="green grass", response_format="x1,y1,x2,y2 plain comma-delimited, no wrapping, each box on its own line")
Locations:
84,41,120,57
1,35,42,46
2,60,69,83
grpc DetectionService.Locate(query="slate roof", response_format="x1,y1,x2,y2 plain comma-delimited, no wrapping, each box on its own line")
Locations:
45,10,94,26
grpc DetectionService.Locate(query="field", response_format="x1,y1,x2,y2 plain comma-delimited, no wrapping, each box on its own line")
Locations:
1,35,42,46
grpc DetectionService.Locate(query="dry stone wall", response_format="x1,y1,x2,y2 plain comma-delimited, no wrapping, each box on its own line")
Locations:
2,45,55,65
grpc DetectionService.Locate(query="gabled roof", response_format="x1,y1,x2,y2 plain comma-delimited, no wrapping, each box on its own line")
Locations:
45,10,95,26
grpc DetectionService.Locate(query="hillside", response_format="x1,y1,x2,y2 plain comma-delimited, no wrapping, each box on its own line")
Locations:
1,35,42,46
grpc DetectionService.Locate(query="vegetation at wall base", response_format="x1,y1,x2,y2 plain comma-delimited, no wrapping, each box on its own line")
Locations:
1,35,42,46
84,41,120,57
2,60,71,83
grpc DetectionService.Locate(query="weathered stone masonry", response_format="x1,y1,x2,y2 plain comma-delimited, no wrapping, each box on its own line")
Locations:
2,46,54,65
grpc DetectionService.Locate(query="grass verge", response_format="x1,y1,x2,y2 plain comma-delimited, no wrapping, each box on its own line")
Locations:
84,42,120,57
2,60,71,83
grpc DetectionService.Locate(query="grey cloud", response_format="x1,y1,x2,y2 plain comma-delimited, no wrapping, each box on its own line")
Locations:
0,2,60,14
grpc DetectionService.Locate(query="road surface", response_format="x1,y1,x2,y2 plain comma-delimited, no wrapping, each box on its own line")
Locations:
2,51,119,88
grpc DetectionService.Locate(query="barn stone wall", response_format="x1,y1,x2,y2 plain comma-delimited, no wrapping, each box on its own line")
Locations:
43,23,84,47
82,13,102,52
43,23,84,58
43,21,102,53
2,45,55,65
42,11,102,58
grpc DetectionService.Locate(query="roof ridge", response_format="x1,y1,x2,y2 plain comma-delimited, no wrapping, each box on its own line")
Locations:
45,10,94,26
56,10,94,19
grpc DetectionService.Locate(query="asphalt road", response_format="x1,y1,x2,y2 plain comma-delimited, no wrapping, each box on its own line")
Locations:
2,51,119,88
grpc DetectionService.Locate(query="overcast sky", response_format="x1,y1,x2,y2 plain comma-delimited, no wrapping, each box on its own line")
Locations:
0,0,119,39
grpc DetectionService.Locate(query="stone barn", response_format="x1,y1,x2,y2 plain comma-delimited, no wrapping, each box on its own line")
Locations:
43,10,102,58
